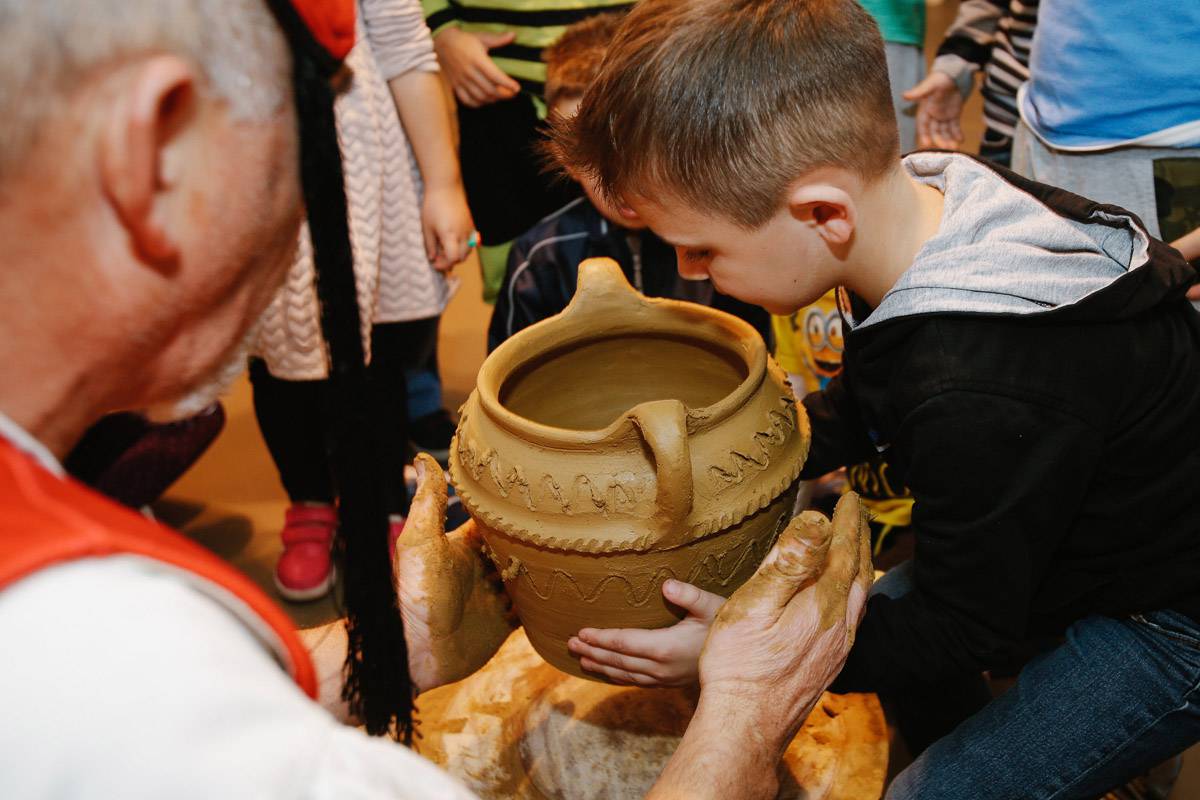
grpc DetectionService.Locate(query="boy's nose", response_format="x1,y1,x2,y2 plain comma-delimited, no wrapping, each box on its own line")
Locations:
675,249,710,281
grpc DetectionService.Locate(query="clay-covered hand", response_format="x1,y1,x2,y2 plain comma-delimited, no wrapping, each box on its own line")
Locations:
395,453,517,693
903,71,966,150
421,183,475,272
433,27,521,108
699,493,872,744
567,580,724,686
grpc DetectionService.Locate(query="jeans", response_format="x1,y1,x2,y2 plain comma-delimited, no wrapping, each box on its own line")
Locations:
877,563,1200,799
404,367,442,421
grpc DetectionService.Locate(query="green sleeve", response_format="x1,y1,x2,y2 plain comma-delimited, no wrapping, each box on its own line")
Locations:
422,0,458,35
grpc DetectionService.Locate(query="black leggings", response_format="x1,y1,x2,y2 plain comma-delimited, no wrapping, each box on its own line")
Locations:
250,318,438,517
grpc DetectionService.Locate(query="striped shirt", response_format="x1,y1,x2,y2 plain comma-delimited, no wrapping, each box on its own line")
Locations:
421,0,635,97
934,0,1038,151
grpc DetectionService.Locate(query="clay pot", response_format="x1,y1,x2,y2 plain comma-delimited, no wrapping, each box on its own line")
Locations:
449,258,810,680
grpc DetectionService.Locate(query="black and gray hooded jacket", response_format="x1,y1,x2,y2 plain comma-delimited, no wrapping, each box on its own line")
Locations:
809,153,1200,693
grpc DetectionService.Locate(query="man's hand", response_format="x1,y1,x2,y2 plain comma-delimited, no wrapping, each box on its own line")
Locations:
433,27,521,108
645,494,873,800
421,183,475,272
699,495,871,713
567,579,724,686
903,71,966,150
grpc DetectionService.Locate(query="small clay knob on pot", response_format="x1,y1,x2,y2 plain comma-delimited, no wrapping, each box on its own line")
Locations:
626,398,694,546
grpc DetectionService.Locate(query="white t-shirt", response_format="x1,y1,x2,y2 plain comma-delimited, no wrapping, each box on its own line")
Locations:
0,554,478,799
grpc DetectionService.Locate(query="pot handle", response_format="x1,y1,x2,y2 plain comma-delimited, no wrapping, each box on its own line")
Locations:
559,257,649,325
628,399,694,542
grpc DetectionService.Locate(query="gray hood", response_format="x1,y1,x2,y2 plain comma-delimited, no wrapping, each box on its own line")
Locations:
852,152,1153,330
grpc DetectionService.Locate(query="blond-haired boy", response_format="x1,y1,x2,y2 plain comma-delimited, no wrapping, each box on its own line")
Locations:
554,2,1200,797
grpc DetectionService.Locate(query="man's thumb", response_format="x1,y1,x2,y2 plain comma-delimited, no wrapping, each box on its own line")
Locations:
721,512,833,616
477,31,516,50
405,453,450,545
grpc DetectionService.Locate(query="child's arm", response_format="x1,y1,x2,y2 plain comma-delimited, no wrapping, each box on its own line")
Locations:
1170,227,1200,299
432,28,521,108
488,236,546,352
390,71,476,270
903,0,1005,149
420,0,520,110
366,0,476,271
833,389,1099,694
800,375,878,478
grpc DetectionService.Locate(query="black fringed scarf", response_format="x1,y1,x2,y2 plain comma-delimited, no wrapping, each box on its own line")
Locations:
263,0,413,741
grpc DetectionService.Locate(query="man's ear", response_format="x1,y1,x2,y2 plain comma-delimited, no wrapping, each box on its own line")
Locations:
99,55,197,268
786,182,856,247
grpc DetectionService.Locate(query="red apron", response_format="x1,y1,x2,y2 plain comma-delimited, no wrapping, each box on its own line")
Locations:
0,436,317,699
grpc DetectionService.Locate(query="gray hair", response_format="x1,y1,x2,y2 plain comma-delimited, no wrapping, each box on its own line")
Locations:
0,0,291,180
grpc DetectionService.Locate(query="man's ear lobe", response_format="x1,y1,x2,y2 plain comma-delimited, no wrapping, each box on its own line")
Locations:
99,55,196,267
787,183,856,246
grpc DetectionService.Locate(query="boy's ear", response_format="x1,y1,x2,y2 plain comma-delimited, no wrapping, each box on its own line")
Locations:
786,182,856,246
98,55,197,269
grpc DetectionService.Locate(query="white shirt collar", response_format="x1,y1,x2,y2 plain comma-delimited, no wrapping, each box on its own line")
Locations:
0,409,65,477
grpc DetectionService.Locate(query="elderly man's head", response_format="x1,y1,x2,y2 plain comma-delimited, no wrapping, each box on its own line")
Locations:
0,0,303,451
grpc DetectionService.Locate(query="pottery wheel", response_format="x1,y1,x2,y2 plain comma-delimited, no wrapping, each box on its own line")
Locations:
414,629,887,799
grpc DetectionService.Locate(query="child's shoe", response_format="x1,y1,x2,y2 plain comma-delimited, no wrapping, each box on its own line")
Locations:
274,503,337,602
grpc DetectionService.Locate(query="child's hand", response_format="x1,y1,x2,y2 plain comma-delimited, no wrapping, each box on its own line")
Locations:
1169,227,1200,300
903,71,966,150
433,28,521,108
567,579,724,686
421,183,475,272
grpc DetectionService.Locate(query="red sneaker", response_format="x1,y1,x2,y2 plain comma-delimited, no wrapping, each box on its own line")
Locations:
274,504,338,602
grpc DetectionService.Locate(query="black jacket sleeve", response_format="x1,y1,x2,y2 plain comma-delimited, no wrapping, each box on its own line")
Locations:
798,375,878,479
487,239,573,353
831,389,1102,694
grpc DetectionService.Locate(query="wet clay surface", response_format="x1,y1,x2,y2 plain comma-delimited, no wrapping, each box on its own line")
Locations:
501,334,746,431
486,485,798,679
449,259,811,680
415,628,888,800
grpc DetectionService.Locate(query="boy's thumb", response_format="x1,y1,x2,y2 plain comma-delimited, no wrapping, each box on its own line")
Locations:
663,580,725,621
477,31,516,49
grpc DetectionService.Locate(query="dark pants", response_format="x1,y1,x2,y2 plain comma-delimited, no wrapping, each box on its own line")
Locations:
458,94,579,245
873,562,1200,799
250,318,438,517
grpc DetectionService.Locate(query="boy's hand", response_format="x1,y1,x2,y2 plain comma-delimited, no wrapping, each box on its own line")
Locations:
903,71,966,150
421,183,475,271
433,27,521,108
567,579,725,686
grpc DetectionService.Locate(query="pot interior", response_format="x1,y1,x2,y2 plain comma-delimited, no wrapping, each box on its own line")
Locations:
499,333,747,430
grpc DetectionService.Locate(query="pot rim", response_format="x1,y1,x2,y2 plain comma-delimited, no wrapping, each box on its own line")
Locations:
476,295,767,445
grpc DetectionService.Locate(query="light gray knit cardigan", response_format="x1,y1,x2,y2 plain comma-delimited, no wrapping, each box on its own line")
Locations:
254,0,451,380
